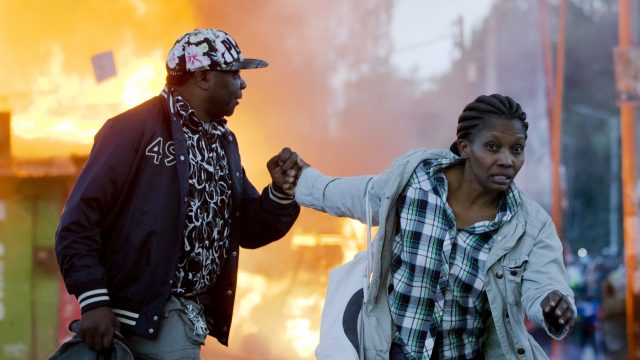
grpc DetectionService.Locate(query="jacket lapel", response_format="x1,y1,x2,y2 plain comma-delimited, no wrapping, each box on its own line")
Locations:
167,101,190,212
220,130,243,210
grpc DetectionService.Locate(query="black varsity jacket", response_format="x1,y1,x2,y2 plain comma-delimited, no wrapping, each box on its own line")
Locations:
55,96,299,345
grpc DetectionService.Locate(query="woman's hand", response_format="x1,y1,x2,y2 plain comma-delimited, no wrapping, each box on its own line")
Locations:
541,290,575,333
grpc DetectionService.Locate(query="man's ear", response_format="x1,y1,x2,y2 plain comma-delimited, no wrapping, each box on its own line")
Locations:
193,70,212,90
457,138,470,158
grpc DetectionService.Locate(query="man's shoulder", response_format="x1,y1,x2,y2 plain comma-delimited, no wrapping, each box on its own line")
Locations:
96,96,167,139
110,96,165,124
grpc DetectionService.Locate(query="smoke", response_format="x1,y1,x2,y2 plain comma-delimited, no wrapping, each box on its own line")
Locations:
188,0,433,180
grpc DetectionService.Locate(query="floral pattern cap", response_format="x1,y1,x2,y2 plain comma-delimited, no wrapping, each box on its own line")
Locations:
166,29,267,75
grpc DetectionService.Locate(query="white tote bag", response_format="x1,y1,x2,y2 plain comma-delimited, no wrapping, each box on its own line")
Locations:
315,185,374,360
315,250,368,359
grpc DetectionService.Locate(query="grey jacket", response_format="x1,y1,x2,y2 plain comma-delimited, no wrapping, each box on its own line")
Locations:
296,149,575,360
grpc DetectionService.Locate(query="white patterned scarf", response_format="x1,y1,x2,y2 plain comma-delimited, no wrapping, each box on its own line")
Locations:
162,86,233,296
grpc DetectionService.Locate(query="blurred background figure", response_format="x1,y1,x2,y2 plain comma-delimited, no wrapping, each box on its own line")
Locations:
601,264,627,360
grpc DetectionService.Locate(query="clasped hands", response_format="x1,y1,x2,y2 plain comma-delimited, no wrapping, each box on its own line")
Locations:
267,147,307,196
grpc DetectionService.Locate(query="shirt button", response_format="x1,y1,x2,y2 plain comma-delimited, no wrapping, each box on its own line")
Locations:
235,172,240,178
180,155,185,161
222,326,228,332
510,270,518,276
517,348,525,355
235,211,240,218
153,315,159,321
226,290,233,296
184,197,188,203
148,328,154,334
232,251,238,257
495,271,504,279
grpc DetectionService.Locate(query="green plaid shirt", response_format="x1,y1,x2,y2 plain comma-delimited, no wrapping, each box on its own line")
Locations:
390,158,520,359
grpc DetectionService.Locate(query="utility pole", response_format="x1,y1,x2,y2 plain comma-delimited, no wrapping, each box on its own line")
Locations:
551,0,568,239
453,16,464,54
538,0,555,141
618,0,639,358
538,1,568,357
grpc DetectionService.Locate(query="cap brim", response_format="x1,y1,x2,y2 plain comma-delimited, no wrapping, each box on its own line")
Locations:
228,58,268,70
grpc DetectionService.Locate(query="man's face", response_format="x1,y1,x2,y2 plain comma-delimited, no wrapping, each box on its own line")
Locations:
205,70,246,119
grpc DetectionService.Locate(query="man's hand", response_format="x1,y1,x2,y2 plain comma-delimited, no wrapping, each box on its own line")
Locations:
541,290,575,333
80,306,119,351
267,147,301,196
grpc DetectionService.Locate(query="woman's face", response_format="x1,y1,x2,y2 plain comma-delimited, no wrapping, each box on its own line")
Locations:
457,116,526,193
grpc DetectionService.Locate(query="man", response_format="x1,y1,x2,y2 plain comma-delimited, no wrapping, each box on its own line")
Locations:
55,29,300,358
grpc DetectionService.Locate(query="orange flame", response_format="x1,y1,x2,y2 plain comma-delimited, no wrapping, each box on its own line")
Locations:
1,0,196,158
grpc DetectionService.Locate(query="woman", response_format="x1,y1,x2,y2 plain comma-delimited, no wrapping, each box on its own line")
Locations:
294,94,576,359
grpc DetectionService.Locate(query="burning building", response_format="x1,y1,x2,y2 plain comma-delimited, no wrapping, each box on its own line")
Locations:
0,112,86,359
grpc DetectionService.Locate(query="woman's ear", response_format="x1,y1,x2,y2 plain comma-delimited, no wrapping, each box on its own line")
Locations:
457,138,470,158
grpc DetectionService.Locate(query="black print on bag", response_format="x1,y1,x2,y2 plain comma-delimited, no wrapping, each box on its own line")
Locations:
342,288,364,355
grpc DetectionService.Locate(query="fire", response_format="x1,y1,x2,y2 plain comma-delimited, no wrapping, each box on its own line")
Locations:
1,0,196,158
121,51,166,109
11,47,167,155
208,218,370,358
234,271,268,334
284,295,323,358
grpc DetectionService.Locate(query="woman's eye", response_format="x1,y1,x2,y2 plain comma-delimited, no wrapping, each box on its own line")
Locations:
512,145,524,154
486,144,498,151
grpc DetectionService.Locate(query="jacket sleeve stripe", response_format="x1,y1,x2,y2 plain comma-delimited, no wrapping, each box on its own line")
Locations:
78,288,108,302
112,308,140,319
80,295,110,309
115,317,137,326
268,185,295,204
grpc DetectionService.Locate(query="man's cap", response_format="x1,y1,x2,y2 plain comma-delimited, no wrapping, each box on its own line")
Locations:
166,29,267,75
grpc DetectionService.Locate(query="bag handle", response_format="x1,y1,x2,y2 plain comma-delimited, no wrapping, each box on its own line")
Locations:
67,319,131,359
68,319,127,343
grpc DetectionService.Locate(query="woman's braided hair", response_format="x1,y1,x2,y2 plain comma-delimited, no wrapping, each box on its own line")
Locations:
450,94,529,156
